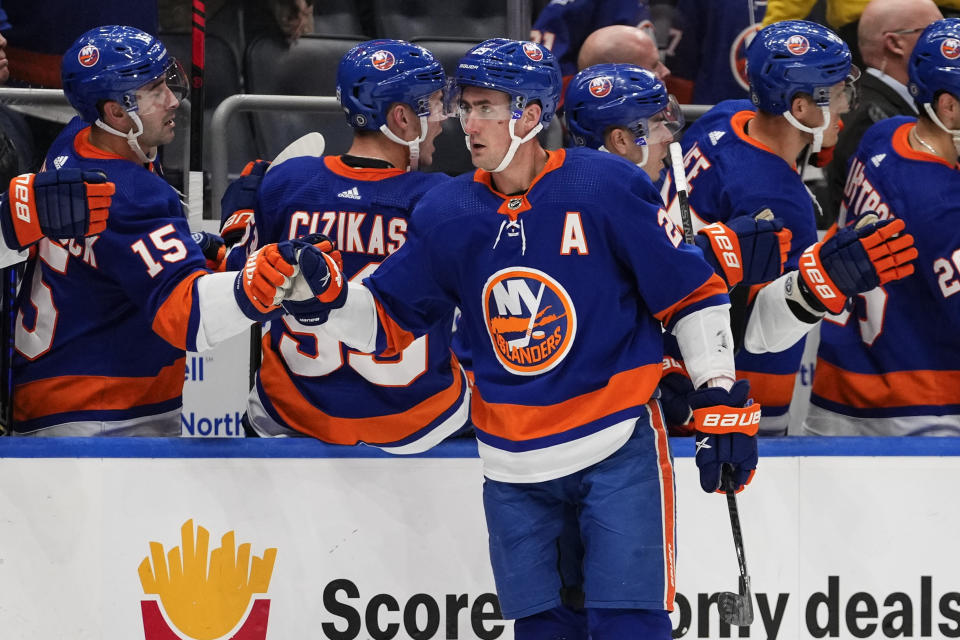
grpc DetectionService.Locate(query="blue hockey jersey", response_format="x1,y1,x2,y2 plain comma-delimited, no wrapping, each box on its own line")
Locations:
662,100,819,431
666,0,765,104
14,122,214,433
365,148,729,481
809,117,960,435
246,155,470,452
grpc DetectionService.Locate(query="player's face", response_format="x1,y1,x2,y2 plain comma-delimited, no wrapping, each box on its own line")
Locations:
133,61,188,150
459,86,516,171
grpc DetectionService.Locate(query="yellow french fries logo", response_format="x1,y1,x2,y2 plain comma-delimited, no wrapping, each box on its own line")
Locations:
138,520,277,640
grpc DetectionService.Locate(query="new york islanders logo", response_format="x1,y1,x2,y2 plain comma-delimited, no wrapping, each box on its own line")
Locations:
522,42,544,62
78,44,100,67
589,77,613,98
483,267,576,376
785,35,810,55
730,24,762,91
941,38,960,60
371,50,396,71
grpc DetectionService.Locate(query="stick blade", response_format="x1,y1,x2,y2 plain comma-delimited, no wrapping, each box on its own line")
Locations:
718,590,754,626
267,132,327,171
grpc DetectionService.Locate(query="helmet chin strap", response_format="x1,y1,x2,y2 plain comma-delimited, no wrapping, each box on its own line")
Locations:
598,140,649,169
95,111,156,163
924,103,960,156
783,105,831,153
379,115,429,171
490,118,543,173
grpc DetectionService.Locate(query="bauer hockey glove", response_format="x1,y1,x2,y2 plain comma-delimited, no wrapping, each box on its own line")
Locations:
233,243,297,320
791,216,917,315
192,231,226,271
220,159,269,247
279,233,347,325
0,169,113,250
689,380,760,494
694,210,792,287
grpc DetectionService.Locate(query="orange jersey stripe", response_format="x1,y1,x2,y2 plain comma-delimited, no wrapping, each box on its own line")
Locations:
813,360,960,409
259,344,464,444
377,299,417,357
654,272,728,327
152,271,205,350
736,369,795,408
14,358,185,422
649,401,677,610
472,363,661,441
324,156,406,181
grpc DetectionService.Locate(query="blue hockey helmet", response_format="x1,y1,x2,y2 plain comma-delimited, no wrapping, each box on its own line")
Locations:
61,25,187,124
746,20,852,114
564,63,682,150
908,18,960,107
454,38,562,126
337,39,446,131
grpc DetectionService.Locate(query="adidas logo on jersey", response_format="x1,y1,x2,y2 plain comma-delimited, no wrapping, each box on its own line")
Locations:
337,187,361,200
53,155,68,169
870,153,886,167
709,130,726,146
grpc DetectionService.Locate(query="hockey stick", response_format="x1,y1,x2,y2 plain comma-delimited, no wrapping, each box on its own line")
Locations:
188,0,206,226
0,265,16,434
668,141,755,625
266,132,326,172
668,141,695,244
717,465,755,626
248,132,327,390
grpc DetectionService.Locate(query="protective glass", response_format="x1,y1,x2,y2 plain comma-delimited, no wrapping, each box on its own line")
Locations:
627,94,685,146
134,58,189,116
419,88,448,122
825,65,861,113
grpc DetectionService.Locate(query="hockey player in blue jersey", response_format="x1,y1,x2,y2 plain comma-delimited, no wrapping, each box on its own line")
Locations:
273,38,761,640
10,26,321,435
662,20,918,435
564,63,792,288
809,18,960,435
225,39,471,450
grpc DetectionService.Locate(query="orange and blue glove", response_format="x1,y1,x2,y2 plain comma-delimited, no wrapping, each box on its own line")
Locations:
279,233,346,325
695,212,792,287
689,380,760,494
0,169,113,250
796,216,916,314
233,243,297,321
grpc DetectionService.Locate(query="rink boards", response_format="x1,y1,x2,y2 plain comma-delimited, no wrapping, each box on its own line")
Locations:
0,437,958,640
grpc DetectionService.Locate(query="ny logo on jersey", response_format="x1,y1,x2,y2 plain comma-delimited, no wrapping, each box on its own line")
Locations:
483,267,577,376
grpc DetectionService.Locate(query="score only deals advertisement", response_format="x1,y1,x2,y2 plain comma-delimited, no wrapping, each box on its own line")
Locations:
0,439,958,640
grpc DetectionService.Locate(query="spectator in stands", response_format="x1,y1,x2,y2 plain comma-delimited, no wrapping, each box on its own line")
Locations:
761,0,960,69
0,9,36,185
244,0,315,45
664,0,764,104
577,24,669,78
823,0,943,226
531,0,653,86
